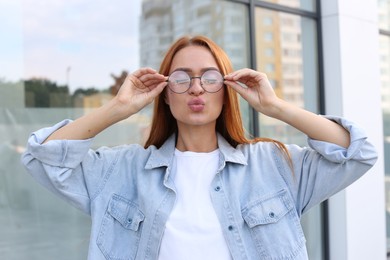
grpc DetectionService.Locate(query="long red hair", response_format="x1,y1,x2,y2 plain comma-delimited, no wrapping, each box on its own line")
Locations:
144,35,290,162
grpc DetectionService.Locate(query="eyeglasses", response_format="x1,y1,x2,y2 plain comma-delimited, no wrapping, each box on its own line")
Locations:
166,69,224,94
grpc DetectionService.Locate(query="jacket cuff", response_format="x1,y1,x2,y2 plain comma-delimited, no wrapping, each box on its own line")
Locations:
307,115,368,163
26,120,93,168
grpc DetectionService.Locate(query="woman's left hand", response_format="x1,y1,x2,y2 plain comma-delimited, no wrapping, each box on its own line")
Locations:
224,68,281,117
225,69,351,148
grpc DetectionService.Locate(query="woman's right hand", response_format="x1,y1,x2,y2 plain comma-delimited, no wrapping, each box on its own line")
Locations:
43,68,167,142
114,67,167,119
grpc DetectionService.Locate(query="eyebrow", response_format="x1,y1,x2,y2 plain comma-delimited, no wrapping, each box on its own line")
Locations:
172,67,220,73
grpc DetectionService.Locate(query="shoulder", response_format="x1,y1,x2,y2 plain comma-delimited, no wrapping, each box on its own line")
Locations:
236,140,283,155
236,141,309,171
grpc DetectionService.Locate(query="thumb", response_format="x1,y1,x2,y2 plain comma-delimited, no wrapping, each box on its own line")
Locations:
146,81,167,102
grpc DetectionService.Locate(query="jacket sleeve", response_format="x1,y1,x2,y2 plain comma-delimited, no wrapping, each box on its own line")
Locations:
21,120,119,215
280,116,378,216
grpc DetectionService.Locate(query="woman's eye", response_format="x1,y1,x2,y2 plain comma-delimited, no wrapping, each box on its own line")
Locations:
203,79,218,85
204,79,217,84
175,79,190,84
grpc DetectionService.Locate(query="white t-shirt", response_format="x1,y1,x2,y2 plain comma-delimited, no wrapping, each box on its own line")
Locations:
158,149,232,260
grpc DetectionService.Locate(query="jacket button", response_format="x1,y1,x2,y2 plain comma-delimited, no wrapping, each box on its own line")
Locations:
228,225,233,231
269,212,275,218
215,186,221,191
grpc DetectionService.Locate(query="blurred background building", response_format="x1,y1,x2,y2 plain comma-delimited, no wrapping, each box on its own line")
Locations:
0,0,387,259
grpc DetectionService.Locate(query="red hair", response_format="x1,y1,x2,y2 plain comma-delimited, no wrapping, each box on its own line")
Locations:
144,35,291,163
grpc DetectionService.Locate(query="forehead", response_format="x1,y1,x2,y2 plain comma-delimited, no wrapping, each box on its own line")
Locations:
170,45,218,72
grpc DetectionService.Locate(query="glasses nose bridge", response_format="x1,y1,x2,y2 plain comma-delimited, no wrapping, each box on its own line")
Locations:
187,75,205,95
189,76,202,87
188,75,205,93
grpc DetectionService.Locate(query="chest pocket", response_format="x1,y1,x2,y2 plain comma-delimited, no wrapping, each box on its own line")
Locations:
97,194,145,260
242,189,305,259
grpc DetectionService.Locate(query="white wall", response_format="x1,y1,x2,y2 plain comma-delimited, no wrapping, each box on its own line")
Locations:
321,0,387,259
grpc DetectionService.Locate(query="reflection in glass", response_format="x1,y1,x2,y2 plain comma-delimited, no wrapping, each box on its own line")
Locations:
0,0,250,258
261,0,316,12
139,0,251,132
0,0,142,259
255,8,318,144
255,7,323,259
140,0,249,73
0,0,324,258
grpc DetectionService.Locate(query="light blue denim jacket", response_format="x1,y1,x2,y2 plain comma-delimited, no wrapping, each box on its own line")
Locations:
21,116,377,260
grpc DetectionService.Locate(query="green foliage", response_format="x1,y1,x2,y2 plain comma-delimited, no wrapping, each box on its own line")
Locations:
73,87,100,97
2,70,122,107
24,78,70,107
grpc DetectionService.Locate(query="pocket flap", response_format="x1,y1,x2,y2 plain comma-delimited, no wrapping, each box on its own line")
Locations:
242,190,293,228
107,194,145,231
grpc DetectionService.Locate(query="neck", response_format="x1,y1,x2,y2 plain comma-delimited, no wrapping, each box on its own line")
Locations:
176,125,218,153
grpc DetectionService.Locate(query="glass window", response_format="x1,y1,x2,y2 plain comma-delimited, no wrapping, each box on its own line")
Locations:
0,0,143,259
255,7,322,259
265,63,275,72
263,16,273,25
140,0,251,131
260,0,316,12
0,0,250,259
264,31,274,41
265,47,274,56
1,0,324,258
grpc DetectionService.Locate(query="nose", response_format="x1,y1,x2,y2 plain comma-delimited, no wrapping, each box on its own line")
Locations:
188,76,204,95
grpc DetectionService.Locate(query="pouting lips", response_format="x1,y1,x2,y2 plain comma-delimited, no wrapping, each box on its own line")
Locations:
188,98,205,112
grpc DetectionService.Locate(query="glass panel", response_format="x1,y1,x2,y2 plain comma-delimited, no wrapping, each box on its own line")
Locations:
0,0,143,258
379,34,390,256
0,0,250,258
255,7,323,259
378,0,390,31
140,0,251,131
260,0,316,12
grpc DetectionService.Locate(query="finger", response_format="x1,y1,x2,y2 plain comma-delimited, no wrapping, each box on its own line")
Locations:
126,73,164,91
139,74,166,86
145,81,168,101
145,80,167,90
140,73,167,88
132,67,157,77
224,80,250,99
225,69,264,83
224,68,250,79
126,75,146,91
233,70,259,82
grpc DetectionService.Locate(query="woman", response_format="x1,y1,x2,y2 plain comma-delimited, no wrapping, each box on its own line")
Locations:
22,35,377,260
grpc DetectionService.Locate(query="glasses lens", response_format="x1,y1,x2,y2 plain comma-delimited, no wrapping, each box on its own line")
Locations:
201,70,224,92
168,71,190,93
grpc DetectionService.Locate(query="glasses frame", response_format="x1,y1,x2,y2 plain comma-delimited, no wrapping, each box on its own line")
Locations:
166,69,224,94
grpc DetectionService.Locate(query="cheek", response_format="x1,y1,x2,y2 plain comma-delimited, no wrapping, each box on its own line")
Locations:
217,89,226,105
165,92,183,117
165,91,178,106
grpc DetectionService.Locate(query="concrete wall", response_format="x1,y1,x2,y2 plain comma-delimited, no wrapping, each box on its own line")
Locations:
321,0,387,259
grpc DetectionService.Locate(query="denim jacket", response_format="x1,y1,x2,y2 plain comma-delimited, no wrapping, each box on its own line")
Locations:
21,116,377,260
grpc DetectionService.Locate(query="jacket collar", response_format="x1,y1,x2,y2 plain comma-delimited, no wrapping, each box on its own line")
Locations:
144,133,247,170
